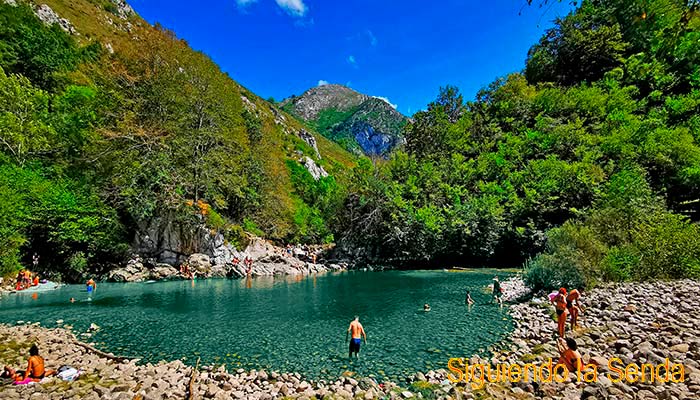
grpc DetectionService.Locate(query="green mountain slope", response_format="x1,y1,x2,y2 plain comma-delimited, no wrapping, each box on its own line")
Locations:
281,84,408,156
0,0,355,279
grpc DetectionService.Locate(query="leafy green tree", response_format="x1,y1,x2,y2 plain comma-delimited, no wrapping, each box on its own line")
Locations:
0,68,54,166
525,2,629,85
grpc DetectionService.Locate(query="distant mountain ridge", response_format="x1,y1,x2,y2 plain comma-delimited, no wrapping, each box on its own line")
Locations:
281,84,408,156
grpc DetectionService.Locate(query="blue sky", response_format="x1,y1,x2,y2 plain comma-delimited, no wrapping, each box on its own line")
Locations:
128,0,575,116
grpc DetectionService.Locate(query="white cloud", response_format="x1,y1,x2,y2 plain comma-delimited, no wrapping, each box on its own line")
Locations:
235,0,258,6
372,96,398,110
347,55,357,67
275,0,306,16
318,80,329,86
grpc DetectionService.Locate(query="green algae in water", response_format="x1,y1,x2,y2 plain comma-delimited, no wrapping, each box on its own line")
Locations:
0,270,513,380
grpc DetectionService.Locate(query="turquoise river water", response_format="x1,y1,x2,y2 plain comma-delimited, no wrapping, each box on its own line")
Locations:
0,270,513,381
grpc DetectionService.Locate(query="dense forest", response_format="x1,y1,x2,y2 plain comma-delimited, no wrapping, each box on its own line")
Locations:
1,0,700,289
336,0,700,289
0,0,353,281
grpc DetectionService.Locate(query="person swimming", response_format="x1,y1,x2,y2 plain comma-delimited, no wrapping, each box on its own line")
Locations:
423,303,431,312
2,344,56,383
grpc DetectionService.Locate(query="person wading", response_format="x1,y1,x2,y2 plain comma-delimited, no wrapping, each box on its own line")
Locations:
492,277,503,305
346,316,367,359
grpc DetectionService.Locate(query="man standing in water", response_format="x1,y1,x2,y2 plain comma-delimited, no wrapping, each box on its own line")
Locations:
346,316,367,359
86,278,96,294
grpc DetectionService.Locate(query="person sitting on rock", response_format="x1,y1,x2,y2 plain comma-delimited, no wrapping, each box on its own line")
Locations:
557,337,582,373
2,344,56,383
566,288,583,331
551,288,568,338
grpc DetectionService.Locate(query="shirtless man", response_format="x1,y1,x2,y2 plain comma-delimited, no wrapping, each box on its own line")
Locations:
3,344,55,383
346,316,367,359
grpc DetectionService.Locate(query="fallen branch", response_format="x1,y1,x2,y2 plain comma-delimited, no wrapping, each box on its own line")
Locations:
72,340,132,363
187,357,200,400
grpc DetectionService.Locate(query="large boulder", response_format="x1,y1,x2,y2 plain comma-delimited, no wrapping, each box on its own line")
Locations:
150,264,179,280
133,213,243,266
108,261,148,282
298,129,321,159
34,4,76,34
301,156,328,181
188,253,211,274
209,265,228,278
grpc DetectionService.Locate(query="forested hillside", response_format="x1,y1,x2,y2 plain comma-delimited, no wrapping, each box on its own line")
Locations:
0,0,355,280
335,0,700,289
3,0,699,289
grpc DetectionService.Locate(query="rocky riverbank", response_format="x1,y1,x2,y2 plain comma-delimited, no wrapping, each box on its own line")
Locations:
107,237,346,283
1,279,698,399
463,279,700,400
0,323,451,400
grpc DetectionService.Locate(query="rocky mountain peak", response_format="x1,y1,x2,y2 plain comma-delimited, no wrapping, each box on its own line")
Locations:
281,84,368,121
281,84,408,156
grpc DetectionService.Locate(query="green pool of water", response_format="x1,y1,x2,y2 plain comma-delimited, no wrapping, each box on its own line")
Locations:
0,270,512,381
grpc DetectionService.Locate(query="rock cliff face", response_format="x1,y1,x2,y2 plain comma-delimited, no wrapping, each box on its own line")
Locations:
107,236,346,282
34,3,76,34
281,84,408,156
282,84,367,121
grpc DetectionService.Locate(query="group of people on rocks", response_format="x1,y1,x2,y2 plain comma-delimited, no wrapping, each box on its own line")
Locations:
232,256,254,274
15,270,40,291
550,287,584,374
13,254,42,291
179,263,194,280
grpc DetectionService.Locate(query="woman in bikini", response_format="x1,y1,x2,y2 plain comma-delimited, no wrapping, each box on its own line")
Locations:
551,287,568,338
3,344,56,383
